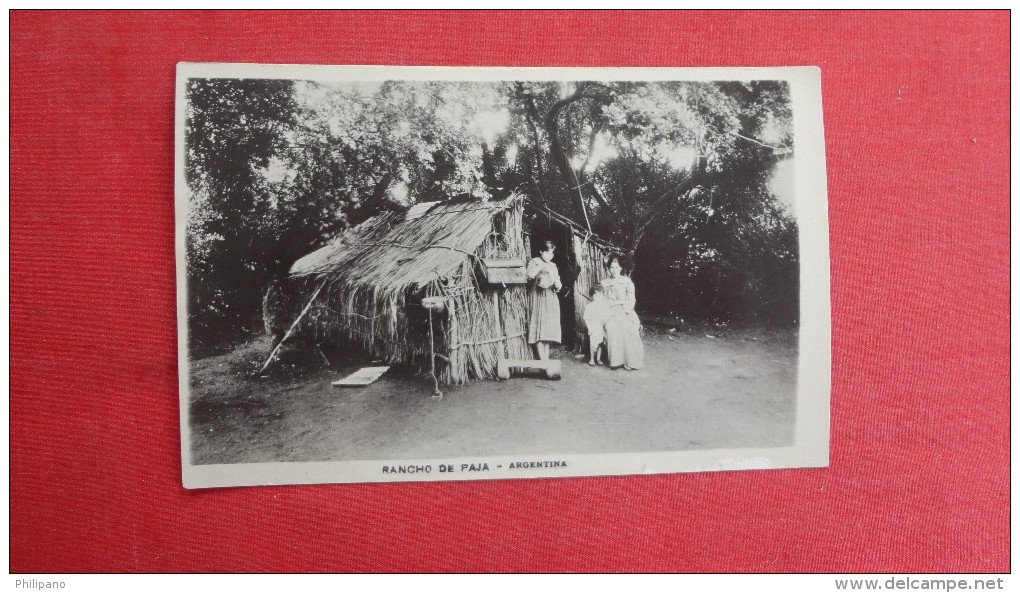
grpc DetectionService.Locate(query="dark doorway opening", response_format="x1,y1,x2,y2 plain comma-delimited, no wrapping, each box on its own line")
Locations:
526,213,577,349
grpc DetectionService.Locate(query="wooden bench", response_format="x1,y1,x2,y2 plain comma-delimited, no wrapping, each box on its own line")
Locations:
496,358,562,380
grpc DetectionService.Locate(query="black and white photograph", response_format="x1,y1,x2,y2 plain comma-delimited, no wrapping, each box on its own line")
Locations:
176,64,829,488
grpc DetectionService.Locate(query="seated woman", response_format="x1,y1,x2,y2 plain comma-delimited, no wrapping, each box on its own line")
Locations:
600,255,644,370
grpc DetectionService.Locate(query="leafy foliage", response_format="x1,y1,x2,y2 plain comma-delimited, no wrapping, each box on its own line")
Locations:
497,79,797,323
184,77,799,351
185,78,297,351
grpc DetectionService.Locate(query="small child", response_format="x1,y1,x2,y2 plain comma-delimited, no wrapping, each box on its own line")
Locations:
583,285,609,366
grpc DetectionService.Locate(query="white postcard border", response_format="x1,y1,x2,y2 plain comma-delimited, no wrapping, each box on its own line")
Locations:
175,63,830,489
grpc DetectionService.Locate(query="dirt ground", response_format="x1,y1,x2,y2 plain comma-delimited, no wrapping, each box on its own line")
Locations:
187,322,798,465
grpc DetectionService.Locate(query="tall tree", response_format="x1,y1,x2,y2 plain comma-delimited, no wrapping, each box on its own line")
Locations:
506,79,797,320
185,77,799,350
513,81,740,263
184,78,297,349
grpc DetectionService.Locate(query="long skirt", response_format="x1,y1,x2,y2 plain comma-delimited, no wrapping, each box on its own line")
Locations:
528,286,561,344
605,310,644,369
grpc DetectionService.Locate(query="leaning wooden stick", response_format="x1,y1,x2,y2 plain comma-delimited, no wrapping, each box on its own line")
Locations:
256,280,328,376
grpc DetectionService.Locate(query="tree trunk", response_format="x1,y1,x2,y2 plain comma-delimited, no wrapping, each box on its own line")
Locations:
480,142,498,191
625,230,646,283
530,84,610,219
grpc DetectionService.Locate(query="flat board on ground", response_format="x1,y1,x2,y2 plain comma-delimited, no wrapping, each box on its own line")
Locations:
331,366,390,387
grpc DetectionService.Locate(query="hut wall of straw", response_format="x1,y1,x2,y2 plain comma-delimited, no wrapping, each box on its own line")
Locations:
422,201,531,383
286,196,536,384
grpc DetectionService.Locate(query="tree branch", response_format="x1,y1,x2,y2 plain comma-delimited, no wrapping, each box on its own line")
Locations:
516,83,546,178
577,123,602,177
365,171,394,210
543,84,589,189
634,168,705,237
539,83,614,222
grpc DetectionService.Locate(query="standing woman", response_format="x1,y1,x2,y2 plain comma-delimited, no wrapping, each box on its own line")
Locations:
601,255,644,370
527,240,562,360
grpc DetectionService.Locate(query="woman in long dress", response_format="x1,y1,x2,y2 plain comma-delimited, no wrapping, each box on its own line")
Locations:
527,241,562,360
600,255,643,370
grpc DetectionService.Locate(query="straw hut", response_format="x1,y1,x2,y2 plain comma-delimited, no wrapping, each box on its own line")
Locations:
272,194,620,384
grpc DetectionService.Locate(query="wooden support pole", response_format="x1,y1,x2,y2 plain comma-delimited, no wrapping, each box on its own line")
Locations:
256,280,327,376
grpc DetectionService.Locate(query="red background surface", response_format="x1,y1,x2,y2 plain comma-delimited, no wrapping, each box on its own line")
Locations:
10,11,1010,573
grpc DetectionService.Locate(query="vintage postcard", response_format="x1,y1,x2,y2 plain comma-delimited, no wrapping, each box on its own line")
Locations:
176,63,829,488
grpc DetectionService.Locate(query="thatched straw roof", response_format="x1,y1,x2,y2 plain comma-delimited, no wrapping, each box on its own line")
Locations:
290,195,521,292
